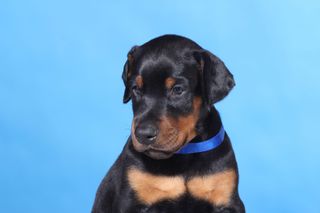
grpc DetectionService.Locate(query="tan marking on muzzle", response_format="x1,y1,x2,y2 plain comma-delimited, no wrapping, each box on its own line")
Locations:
177,96,202,142
127,167,186,205
156,97,202,150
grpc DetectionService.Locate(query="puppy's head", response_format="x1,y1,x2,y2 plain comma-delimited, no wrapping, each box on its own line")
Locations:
122,35,235,159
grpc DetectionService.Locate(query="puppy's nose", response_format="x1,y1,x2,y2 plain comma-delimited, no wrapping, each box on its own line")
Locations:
135,124,158,145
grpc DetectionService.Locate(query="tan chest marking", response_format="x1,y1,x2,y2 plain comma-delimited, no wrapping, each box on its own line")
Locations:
127,168,236,206
187,170,236,206
127,167,186,205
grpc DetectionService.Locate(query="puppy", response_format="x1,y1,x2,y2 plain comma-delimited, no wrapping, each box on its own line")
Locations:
92,35,245,213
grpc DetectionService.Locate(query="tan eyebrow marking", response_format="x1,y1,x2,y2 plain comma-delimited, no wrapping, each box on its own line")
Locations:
165,77,176,89
135,75,143,88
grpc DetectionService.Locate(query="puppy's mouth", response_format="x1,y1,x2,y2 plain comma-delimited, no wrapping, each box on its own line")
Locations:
144,149,176,160
133,138,183,160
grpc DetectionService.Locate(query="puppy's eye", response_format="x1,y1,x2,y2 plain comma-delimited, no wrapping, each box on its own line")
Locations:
132,86,142,96
171,85,184,96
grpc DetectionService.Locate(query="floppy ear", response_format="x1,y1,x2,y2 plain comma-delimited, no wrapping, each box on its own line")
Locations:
122,45,139,103
193,50,235,105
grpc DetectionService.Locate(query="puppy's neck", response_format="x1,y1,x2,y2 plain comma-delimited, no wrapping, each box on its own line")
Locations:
193,106,223,143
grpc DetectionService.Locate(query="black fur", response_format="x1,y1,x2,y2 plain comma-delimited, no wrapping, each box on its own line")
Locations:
92,35,244,213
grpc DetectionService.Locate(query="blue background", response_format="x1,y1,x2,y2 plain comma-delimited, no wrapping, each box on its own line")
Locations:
1,0,319,212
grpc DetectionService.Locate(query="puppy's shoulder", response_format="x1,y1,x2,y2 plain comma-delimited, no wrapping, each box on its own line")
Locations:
92,139,133,212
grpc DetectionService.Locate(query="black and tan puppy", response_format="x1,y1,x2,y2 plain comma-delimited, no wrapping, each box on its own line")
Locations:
92,35,245,213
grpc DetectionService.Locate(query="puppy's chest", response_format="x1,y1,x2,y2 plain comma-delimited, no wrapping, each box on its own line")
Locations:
127,167,236,207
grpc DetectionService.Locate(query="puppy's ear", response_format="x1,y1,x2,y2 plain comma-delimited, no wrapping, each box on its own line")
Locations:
122,45,139,103
193,50,235,105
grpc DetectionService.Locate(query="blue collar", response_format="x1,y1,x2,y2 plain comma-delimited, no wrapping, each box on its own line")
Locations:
175,126,225,154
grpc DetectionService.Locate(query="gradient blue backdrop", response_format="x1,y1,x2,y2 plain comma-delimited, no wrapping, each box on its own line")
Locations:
1,1,319,212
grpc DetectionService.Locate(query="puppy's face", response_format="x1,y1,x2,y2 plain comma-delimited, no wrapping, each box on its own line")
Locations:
130,56,202,159
122,35,235,159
